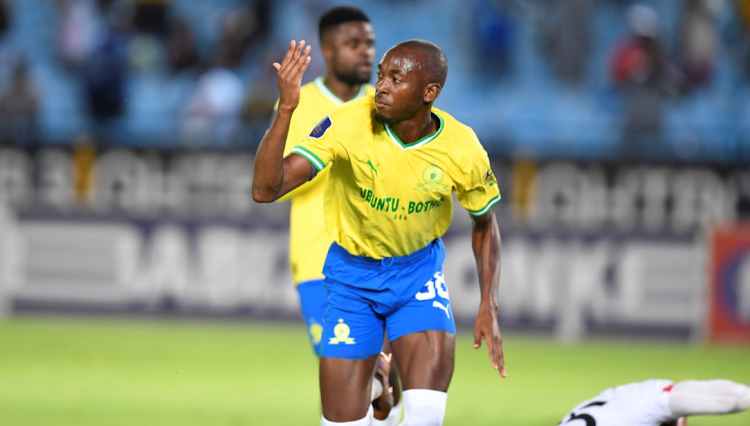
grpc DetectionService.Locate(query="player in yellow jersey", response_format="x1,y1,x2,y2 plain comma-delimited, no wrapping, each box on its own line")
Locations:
278,7,400,423
254,38,506,426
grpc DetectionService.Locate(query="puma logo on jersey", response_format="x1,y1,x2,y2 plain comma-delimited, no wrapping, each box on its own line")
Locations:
367,160,380,175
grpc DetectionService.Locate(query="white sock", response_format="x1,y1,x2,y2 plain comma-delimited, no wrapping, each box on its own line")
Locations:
669,380,750,417
399,389,447,426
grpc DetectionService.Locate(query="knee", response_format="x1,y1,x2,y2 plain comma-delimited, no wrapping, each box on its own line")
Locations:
399,389,447,426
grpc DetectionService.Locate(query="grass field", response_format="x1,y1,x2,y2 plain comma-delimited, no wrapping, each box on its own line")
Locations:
0,317,749,426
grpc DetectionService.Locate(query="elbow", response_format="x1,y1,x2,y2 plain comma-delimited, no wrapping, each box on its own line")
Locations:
252,186,277,203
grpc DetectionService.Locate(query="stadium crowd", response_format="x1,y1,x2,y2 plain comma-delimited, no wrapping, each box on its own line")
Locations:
0,0,747,160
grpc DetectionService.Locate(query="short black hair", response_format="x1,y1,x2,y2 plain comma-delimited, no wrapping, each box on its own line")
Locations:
395,39,448,87
318,6,370,45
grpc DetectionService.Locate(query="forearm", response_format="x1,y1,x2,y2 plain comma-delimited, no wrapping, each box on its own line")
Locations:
252,108,294,202
471,213,501,312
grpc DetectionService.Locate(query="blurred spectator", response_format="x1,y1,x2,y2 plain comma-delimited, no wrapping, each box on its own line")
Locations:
678,0,720,90
0,60,38,146
241,49,278,125
610,5,680,160
545,0,592,85
128,32,163,71
215,4,270,70
58,0,100,69
0,0,13,83
96,0,116,10
122,0,164,72
165,20,199,72
182,63,245,148
730,0,750,82
471,0,515,79
84,11,130,141
0,0,9,36
133,0,170,37
241,81,275,125
251,0,272,46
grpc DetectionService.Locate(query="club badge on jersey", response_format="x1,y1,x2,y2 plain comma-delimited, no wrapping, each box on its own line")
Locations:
310,116,332,139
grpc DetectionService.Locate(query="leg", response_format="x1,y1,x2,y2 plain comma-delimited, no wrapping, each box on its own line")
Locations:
383,261,457,426
389,330,455,392
318,280,388,423
299,279,393,414
320,355,379,421
669,380,750,417
389,330,456,426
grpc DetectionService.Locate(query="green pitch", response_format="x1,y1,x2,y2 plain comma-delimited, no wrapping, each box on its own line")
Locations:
0,318,749,426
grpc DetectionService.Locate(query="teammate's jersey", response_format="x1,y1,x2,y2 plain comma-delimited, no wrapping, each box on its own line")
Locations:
291,96,501,259
558,379,676,426
281,77,375,285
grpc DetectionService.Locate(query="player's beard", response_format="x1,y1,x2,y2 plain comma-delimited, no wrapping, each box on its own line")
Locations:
374,113,389,124
334,64,370,86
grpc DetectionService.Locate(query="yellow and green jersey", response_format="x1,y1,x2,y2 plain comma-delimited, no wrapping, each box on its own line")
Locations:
280,77,375,285
291,96,501,259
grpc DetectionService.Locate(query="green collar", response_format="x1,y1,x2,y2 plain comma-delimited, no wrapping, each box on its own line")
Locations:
314,76,368,105
384,113,444,150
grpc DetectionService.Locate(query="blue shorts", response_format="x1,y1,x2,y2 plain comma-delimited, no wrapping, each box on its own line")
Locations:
320,239,456,360
296,279,327,356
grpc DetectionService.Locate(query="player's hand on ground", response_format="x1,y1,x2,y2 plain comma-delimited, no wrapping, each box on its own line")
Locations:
473,309,507,378
273,40,312,113
373,352,394,420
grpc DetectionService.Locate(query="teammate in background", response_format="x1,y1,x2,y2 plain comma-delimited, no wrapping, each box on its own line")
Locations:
253,37,506,426
275,7,401,423
558,379,750,426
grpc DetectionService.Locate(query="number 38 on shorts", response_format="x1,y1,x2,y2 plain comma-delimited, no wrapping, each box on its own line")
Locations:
415,272,451,319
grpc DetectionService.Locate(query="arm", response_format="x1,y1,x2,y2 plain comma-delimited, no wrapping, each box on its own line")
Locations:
252,40,315,203
668,380,750,417
470,209,506,378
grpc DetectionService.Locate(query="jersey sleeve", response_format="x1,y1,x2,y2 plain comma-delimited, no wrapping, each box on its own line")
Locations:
290,115,340,172
455,138,501,217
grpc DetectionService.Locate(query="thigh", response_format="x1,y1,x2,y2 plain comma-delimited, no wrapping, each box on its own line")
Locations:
389,330,455,392
296,279,328,355
320,355,379,421
386,270,456,343
320,281,385,360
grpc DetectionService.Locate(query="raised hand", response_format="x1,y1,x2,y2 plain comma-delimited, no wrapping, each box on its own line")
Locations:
273,40,312,113
473,309,507,378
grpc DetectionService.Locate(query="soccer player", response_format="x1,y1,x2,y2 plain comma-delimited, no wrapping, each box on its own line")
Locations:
253,38,506,426
558,379,750,426
276,6,401,423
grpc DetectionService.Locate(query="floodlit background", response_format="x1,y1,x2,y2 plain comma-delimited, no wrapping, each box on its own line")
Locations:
0,0,749,425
